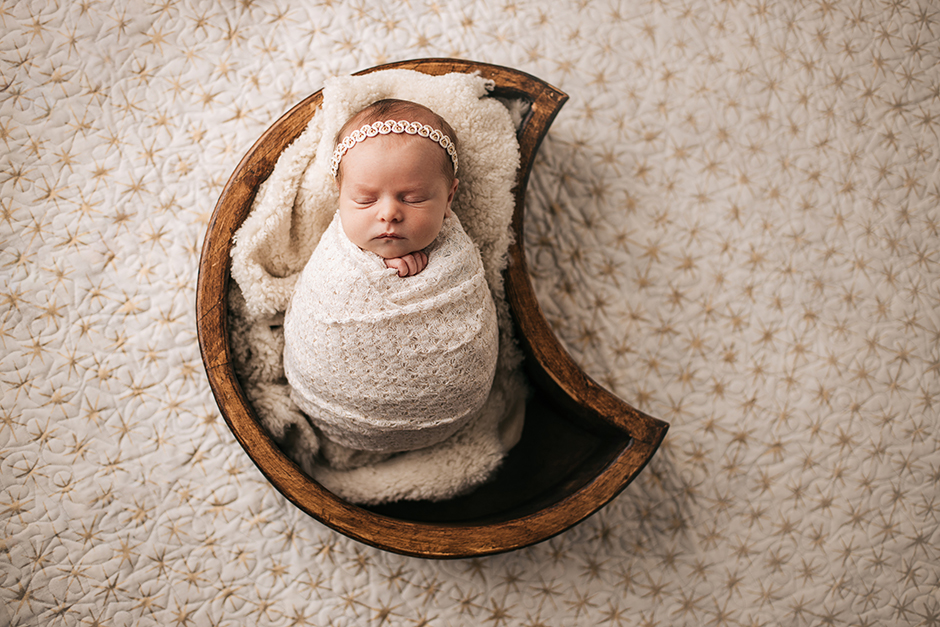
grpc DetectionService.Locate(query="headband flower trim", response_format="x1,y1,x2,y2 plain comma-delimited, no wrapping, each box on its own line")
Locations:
330,120,458,178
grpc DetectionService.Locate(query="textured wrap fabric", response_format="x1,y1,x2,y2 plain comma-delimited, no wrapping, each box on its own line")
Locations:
283,211,499,452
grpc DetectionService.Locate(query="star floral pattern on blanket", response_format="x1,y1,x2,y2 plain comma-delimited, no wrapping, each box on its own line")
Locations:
1,0,938,625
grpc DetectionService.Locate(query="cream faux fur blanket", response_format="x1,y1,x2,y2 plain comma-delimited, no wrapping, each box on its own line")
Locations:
228,70,528,504
283,211,499,453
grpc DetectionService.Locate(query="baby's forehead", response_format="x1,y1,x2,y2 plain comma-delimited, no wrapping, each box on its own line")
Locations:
346,134,451,174
376,132,439,152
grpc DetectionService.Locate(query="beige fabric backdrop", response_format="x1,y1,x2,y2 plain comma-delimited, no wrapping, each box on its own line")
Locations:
1,0,938,625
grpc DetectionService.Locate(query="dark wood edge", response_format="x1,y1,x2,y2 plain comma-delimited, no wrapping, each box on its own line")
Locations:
195,58,668,558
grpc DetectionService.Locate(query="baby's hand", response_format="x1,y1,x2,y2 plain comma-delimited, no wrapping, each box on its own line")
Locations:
385,251,428,277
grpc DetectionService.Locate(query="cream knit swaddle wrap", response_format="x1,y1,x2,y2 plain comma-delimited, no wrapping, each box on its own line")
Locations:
283,211,499,452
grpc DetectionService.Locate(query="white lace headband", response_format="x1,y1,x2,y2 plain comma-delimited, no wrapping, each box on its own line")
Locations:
330,120,458,178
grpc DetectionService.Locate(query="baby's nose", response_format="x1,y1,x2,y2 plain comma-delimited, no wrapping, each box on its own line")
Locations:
377,199,404,221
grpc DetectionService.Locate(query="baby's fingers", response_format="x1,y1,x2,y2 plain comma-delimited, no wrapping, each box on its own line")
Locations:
405,252,428,276
384,258,405,276
385,252,428,277
385,256,415,277
401,254,418,277
413,251,428,273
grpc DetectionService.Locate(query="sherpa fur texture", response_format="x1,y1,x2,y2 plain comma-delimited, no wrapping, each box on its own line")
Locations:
228,70,528,505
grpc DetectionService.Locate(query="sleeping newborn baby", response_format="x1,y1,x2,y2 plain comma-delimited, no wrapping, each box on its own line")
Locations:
283,99,499,457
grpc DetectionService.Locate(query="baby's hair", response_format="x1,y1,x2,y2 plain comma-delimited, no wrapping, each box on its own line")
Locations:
333,99,459,185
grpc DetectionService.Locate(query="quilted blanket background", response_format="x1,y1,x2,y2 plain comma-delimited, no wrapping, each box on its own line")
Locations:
2,0,939,625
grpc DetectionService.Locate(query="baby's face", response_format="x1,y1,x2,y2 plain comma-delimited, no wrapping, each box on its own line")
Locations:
338,134,457,260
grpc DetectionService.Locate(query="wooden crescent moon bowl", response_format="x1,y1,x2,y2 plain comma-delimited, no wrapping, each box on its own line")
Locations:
196,58,669,559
